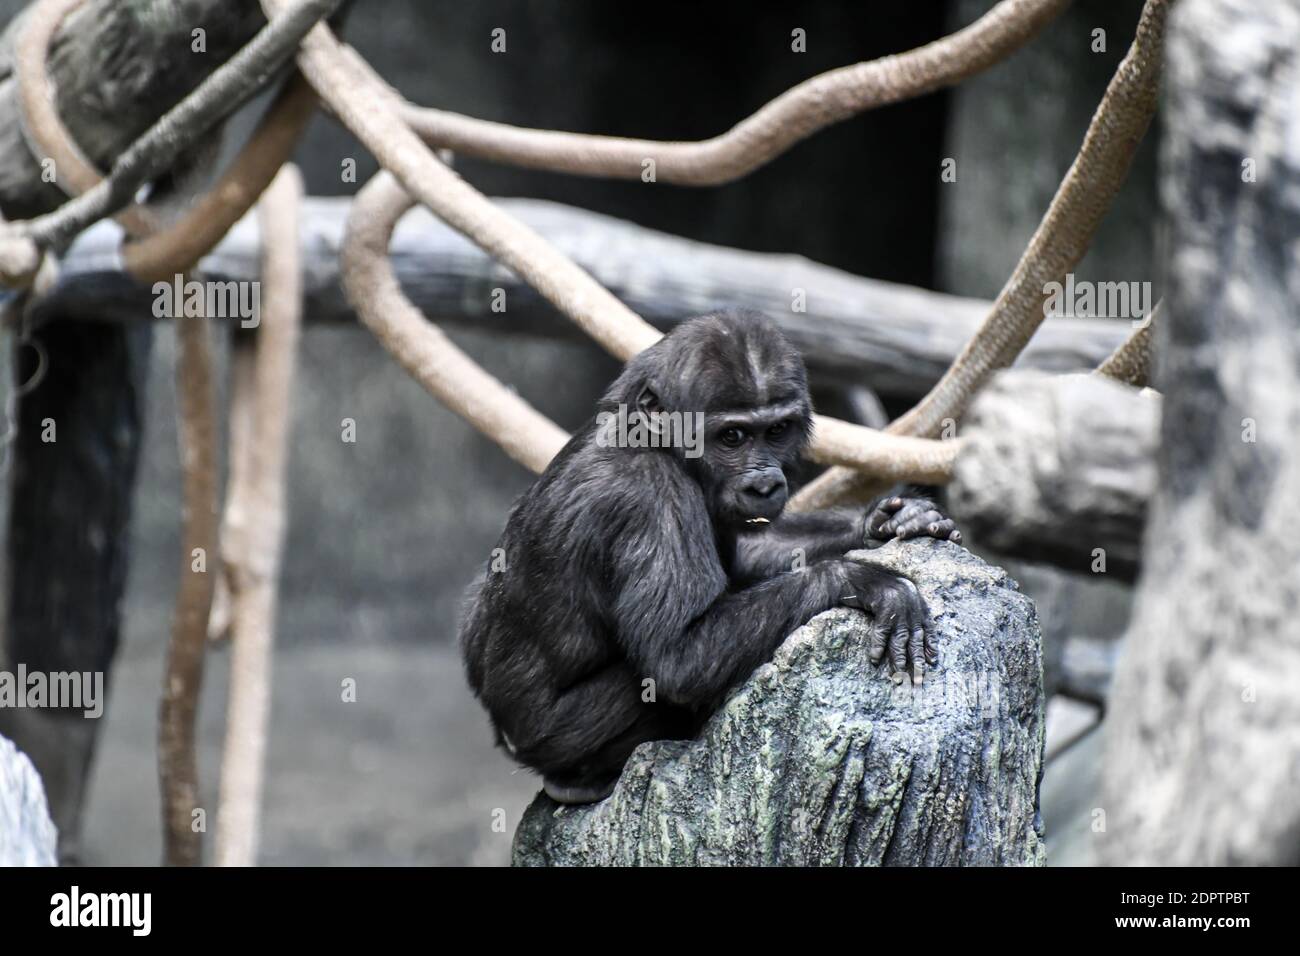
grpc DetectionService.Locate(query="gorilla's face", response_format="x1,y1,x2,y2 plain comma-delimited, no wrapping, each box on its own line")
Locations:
608,309,813,531
701,410,802,528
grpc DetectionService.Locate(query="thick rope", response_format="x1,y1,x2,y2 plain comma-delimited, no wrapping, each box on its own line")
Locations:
341,173,568,473
401,0,1071,184
1095,300,1158,387
273,2,955,479
341,171,959,482
266,0,659,360
123,75,318,282
16,0,158,236
791,0,1172,511
159,294,219,867
214,165,304,868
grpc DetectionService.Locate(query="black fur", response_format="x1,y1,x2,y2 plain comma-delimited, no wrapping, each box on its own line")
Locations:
459,309,951,802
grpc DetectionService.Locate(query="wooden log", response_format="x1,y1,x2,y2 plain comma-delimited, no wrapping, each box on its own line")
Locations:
948,370,1160,582
1102,0,1300,866
37,197,1131,399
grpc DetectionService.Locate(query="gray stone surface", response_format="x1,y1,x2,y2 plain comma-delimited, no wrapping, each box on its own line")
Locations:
951,371,1161,582
0,734,58,866
514,539,1045,867
1102,0,1300,866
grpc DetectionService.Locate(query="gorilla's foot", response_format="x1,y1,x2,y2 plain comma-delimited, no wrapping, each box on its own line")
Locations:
542,775,617,805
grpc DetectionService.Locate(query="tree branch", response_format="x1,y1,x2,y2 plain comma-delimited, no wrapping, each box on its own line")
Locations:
10,0,340,251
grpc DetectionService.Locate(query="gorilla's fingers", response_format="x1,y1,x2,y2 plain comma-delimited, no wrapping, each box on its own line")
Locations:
910,509,946,532
925,517,957,541
909,628,926,685
925,624,939,664
890,621,909,674
868,498,911,539
949,529,963,544
869,617,889,665
890,507,940,539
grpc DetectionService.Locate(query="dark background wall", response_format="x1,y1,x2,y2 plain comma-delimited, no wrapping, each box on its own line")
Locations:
307,0,952,285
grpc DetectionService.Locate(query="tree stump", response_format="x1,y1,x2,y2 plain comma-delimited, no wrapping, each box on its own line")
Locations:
514,539,1045,866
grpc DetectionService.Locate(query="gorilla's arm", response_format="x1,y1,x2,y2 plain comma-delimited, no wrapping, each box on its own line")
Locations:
730,497,961,585
611,488,936,706
730,509,866,584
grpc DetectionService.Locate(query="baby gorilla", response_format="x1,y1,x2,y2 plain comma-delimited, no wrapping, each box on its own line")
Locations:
460,309,960,804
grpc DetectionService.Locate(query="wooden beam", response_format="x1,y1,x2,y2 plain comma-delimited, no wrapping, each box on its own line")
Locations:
38,197,1131,398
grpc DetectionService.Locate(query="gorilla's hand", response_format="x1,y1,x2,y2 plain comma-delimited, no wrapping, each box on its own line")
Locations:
866,496,961,544
836,561,937,685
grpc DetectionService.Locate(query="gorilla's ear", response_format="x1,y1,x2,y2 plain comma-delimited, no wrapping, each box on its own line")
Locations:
636,384,665,435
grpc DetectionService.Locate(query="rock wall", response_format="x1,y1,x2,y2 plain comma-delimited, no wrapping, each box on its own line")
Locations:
1102,0,1300,865
0,735,58,866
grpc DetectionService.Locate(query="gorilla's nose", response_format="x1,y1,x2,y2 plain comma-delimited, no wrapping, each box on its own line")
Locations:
743,472,787,500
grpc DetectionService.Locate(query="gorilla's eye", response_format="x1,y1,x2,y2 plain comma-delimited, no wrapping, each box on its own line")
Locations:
767,421,789,440
719,427,747,448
